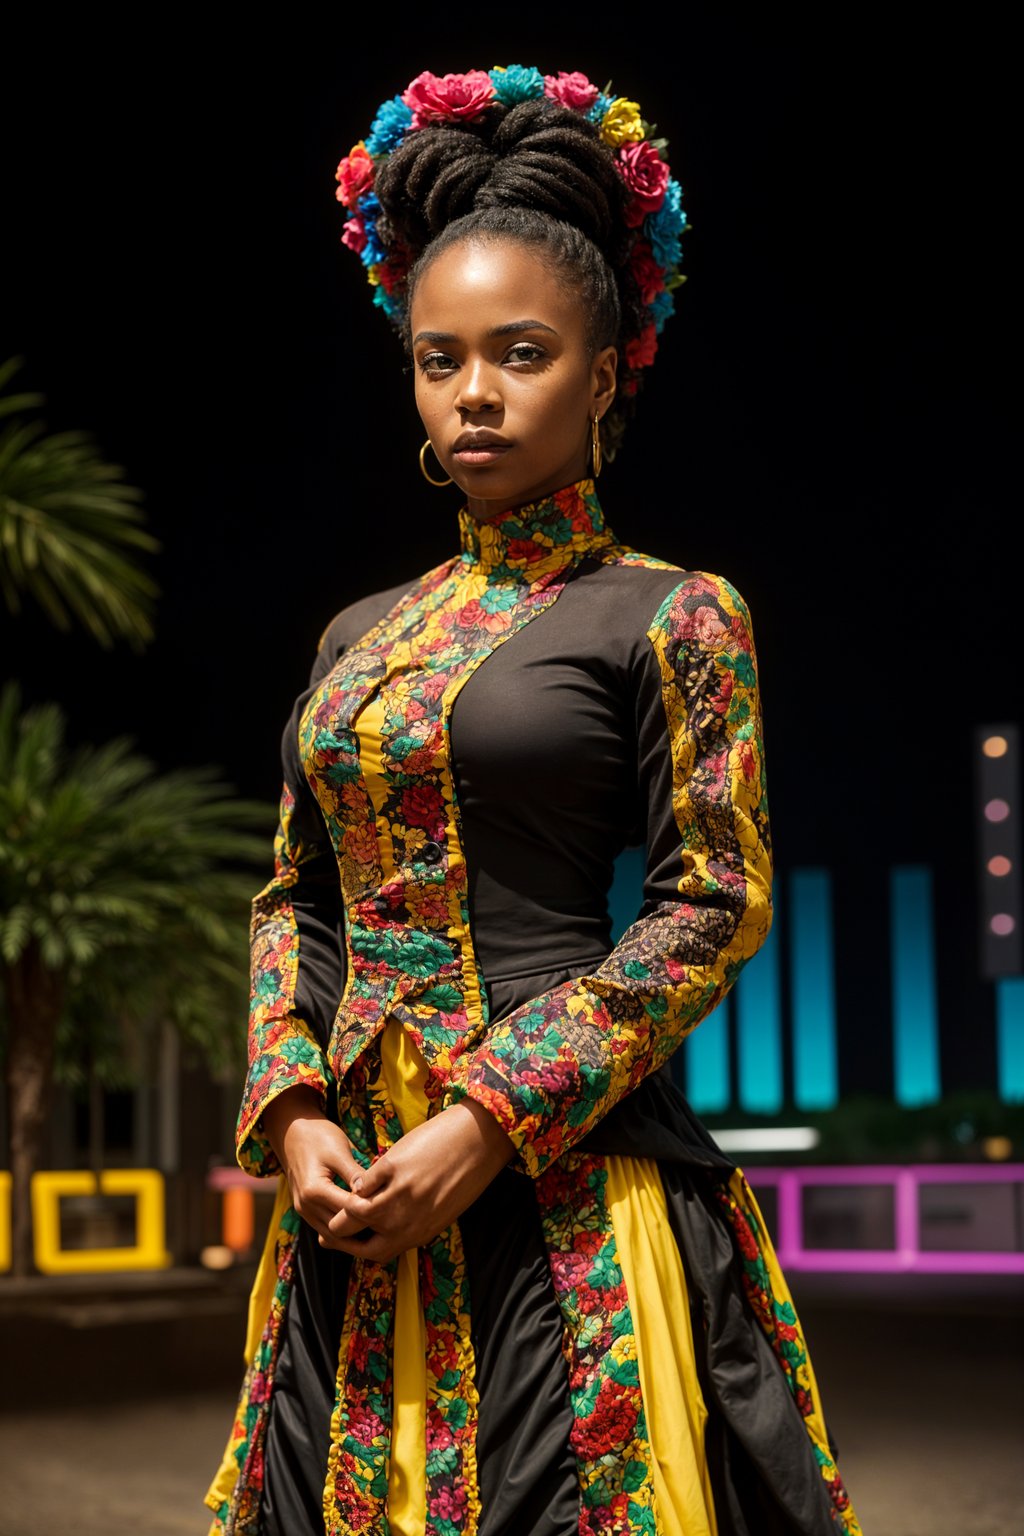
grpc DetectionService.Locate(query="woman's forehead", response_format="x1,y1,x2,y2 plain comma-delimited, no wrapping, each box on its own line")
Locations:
410,237,582,335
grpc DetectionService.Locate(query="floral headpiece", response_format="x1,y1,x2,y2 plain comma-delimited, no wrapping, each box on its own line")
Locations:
334,66,689,383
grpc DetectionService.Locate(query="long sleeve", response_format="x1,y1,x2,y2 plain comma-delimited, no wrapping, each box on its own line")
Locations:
234,637,347,1178
440,570,773,1179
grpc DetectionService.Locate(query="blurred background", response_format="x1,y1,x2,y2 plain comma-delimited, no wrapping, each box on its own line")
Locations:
0,11,1019,1535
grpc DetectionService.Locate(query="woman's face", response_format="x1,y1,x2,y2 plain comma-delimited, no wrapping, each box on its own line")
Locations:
410,236,617,520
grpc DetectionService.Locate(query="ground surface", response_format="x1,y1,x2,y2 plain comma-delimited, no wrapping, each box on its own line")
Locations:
1,1278,1021,1536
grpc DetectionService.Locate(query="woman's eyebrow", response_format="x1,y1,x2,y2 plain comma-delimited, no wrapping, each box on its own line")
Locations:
489,320,557,338
412,320,559,345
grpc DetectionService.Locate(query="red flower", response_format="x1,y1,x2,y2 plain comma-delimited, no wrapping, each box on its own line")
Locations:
617,141,670,226
625,321,658,369
403,70,496,129
335,143,375,209
341,214,367,255
402,784,444,828
543,71,599,111
629,240,665,305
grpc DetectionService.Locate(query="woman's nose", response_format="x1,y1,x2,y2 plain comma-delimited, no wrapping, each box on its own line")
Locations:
454,358,501,414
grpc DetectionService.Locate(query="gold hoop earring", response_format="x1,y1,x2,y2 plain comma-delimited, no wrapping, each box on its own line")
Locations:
591,414,603,479
419,439,453,487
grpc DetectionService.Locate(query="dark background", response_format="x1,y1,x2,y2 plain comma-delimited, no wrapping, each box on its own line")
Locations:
2,14,1014,1099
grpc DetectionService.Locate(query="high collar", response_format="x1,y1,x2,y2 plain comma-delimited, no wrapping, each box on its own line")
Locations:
456,477,614,579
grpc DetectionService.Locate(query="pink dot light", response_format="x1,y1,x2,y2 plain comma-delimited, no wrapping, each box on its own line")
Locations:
991,913,1016,937
988,855,1012,877
985,798,1011,823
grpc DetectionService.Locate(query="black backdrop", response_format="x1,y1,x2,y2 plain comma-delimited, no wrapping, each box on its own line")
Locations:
2,14,1014,1099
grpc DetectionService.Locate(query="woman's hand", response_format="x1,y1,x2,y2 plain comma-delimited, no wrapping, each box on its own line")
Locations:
261,1085,369,1244
320,1099,516,1262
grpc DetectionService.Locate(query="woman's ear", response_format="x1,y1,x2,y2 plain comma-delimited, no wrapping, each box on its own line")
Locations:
591,344,618,419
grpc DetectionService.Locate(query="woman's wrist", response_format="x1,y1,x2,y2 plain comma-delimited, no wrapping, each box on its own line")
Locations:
261,1084,328,1169
443,1096,516,1176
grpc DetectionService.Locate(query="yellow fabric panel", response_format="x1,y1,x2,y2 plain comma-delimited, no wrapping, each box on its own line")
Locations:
204,1173,293,1521
380,1015,429,1536
605,1154,719,1536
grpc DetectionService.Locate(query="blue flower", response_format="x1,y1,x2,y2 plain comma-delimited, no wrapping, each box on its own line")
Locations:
646,180,687,268
373,284,405,322
365,95,413,156
489,65,544,104
356,192,386,267
587,92,612,124
650,289,676,334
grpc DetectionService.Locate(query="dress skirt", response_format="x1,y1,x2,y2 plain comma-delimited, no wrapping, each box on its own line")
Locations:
207,1013,859,1536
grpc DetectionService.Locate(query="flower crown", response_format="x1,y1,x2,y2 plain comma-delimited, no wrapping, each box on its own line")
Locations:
334,66,689,383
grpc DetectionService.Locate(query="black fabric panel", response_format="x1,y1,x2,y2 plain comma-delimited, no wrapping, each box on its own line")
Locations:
660,1165,845,1535
260,1217,352,1536
459,1168,579,1536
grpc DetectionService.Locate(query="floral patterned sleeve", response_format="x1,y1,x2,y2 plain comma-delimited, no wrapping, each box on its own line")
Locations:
234,637,347,1178
441,571,773,1179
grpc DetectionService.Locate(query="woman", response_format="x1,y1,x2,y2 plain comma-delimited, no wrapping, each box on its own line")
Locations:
205,67,862,1536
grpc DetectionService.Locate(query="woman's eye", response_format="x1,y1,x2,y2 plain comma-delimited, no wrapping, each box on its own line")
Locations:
505,343,545,365
418,351,457,375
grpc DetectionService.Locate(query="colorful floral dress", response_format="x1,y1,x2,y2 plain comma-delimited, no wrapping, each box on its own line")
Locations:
204,478,861,1536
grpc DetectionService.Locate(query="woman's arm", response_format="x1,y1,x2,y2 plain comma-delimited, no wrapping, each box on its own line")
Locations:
437,568,772,1178
234,634,349,1180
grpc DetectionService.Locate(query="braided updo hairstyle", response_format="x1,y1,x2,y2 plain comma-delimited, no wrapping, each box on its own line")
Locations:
336,62,692,462
370,101,647,458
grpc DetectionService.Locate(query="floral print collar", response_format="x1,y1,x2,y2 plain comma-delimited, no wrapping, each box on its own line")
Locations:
455,476,615,579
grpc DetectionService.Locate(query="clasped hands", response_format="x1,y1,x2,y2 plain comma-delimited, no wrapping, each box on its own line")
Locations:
262,1085,517,1263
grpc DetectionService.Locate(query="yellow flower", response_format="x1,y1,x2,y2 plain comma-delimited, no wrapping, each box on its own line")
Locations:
601,98,644,147
610,1333,638,1367
367,264,382,287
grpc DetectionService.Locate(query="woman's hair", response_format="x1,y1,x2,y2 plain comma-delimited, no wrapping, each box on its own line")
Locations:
335,72,687,460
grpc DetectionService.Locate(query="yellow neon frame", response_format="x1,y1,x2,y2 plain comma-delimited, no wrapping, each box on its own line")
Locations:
30,1168,171,1274
0,1172,10,1272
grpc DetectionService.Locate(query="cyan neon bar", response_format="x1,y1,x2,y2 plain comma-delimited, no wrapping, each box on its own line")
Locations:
996,975,1024,1101
737,908,783,1113
790,869,838,1110
891,864,941,1106
686,994,731,1113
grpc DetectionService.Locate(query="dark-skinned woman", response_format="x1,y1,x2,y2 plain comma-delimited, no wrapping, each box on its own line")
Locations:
205,65,862,1536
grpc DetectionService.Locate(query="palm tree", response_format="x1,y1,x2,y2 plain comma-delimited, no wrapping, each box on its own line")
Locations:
0,354,159,649
0,681,275,1277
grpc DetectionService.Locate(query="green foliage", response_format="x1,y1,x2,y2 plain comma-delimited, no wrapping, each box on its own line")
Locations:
0,355,159,650
0,679,277,1085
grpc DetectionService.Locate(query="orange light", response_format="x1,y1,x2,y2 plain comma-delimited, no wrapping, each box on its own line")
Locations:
985,798,1011,823
988,855,1012,877
982,1135,1013,1161
982,735,1009,758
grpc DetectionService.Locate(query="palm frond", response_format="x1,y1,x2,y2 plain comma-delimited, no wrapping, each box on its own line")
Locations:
0,359,160,649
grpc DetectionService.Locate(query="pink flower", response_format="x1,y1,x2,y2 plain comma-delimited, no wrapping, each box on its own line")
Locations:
334,143,374,208
617,141,670,226
625,321,658,368
543,71,599,111
629,240,665,305
403,70,495,128
341,214,367,255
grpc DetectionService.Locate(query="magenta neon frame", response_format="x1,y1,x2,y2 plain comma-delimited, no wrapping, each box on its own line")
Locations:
745,1163,1024,1274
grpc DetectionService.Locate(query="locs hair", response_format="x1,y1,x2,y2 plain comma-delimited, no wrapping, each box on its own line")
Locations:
334,69,689,461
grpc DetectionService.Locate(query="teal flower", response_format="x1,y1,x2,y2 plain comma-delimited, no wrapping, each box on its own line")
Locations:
646,179,687,268
489,65,544,104
365,95,413,156
650,289,676,334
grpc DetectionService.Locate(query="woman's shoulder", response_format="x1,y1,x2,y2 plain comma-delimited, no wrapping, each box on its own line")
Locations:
314,576,423,662
592,545,758,648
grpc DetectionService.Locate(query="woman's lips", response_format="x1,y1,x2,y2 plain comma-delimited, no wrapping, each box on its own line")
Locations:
451,432,512,466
